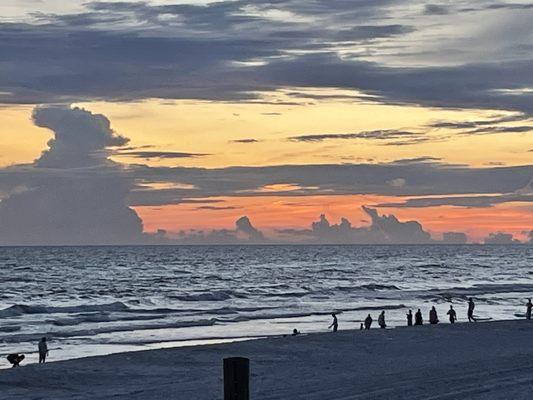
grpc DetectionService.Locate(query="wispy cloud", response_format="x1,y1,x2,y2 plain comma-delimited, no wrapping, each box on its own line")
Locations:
428,113,533,136
288,130,430,144
375,194,533,209
116,151,209,159
423,4,450,15
229,139,260,144
195,205,242,211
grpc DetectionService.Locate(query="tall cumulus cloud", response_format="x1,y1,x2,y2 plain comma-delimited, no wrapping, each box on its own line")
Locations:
0,106,143,245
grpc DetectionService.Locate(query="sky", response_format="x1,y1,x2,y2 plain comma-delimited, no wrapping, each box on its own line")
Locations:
0,0,531,244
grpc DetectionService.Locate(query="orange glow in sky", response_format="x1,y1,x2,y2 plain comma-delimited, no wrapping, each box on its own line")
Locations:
134,195,533,243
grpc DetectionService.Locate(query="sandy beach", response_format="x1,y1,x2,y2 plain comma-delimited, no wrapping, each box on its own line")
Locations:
2,319,533,399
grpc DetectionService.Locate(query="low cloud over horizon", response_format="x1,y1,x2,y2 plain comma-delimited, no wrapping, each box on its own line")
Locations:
158,208,532,245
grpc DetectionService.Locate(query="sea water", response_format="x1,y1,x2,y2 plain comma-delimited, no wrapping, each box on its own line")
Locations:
0,245,532,365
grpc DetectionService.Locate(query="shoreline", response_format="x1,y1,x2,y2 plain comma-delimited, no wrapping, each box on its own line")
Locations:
3,319,533,399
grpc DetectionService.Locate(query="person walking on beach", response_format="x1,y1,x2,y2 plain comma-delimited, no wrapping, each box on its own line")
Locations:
38,337,49,363
526,298,532,320
407,309,413,326
429,306,439,325
364,314,373,330
415,309,423,325
467,298,476,322
447,305,457,324
329,313,338,332
378,311,386,329
7,353,24,368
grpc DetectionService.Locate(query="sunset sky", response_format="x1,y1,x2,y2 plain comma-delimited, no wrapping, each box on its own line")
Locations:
0,0,531,244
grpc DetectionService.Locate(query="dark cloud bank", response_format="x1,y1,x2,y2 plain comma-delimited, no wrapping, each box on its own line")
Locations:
0,0,533,113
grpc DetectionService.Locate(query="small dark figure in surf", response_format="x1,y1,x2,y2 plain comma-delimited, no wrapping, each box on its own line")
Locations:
447,305,457,324
329,313,338,332
7,353,24,368
467,298,476,322
415,309,423,326
378,311,386,329
360,323,364,330
407,309,413,326
38,337,49,363
292,329,300,336
429,306,439,325
526,299,533,320
364,314,373,330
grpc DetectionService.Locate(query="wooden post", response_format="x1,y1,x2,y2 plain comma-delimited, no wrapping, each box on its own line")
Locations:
223,357,250,400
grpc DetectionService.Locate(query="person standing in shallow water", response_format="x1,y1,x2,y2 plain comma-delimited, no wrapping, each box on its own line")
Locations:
378,311,386,329
429,306,439,325
415,309,423,325
526,298,533,320
447,305,457,324
467,298,476,322
364,314,373,330
329,313,338,332
407,310,413,326
38,337,48,363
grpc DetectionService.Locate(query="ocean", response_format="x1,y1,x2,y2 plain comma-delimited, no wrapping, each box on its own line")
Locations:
1,245,532,365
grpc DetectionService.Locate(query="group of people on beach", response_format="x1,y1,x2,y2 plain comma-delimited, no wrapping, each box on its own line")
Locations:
352,310,390,330
5,337,48,368
327,297,533,332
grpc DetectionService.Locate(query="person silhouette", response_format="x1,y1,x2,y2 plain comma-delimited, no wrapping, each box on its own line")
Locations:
364,314,373,330
378,311,386,329
429,306,439,324
38,337,49,363
360,323,364,330
447,305,457,323
406,309,413,326
292,328,300,336
415,309,423,325
7,353,24,368
329,313,338,332
467,298,476,322
526,298,532,320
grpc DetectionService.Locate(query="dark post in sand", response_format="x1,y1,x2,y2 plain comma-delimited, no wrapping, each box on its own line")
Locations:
224,357,250,400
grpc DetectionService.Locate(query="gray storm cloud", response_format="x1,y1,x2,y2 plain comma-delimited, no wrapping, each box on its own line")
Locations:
32,106,129,168
483,232,521,245
235,216,265,242
176,216,266,244
0,106,143,245
441,232,468,244
278,207,434,244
